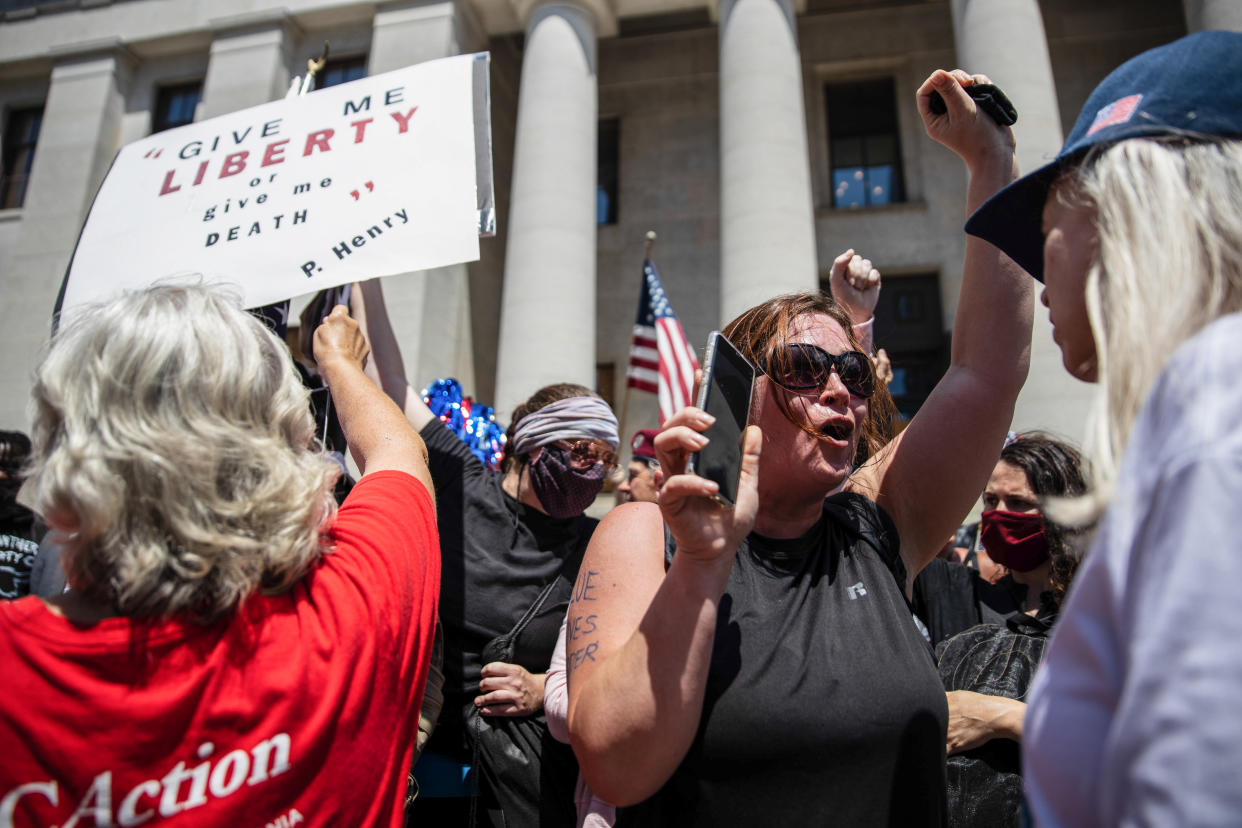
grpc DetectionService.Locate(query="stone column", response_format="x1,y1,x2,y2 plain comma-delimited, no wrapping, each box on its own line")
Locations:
199,13,296,119
493,1,602,417
368,0,485,396
951,0,1094,443
951,0,1061,176
1184,0,1242,32
0,45,132,428
718,0,817,323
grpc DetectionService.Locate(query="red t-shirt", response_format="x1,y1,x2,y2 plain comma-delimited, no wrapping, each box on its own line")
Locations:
0,470,439,828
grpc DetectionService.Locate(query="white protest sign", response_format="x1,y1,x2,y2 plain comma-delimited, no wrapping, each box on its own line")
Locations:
58,52,491,316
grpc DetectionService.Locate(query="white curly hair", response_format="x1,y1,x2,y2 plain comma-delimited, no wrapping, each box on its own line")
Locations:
29,283,340,621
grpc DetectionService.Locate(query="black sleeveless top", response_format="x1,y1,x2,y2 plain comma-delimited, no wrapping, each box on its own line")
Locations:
618,493,948,827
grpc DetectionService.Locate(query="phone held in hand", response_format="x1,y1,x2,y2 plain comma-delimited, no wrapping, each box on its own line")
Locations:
686,331,756,506
928,82,1018,126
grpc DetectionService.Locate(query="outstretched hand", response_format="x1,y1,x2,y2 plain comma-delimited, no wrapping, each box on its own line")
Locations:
918,69,1015,169
653,393,762,565
312,304,369,375
829,249,881,325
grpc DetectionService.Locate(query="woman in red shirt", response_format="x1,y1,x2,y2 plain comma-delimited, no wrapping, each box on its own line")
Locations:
0,284,440,827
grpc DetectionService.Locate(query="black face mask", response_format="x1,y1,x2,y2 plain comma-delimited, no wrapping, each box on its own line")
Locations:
527,445,607,518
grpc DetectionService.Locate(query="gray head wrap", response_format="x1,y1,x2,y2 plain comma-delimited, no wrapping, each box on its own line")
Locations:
510,396,620,456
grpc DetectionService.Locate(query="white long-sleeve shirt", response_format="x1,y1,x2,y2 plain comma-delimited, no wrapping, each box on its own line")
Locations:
546,614,617,828
1024,312,1242,826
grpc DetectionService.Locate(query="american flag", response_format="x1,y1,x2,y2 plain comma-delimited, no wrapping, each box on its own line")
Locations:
1087,93,1143,136
627,259,699,424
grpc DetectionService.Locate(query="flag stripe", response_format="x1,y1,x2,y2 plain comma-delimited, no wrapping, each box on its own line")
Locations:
627,258,699,425
629,345,659,365
657,321,694,411
627,366,660,385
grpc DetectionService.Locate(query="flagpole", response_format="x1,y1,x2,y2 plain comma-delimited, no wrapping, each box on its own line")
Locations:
617,230,657,456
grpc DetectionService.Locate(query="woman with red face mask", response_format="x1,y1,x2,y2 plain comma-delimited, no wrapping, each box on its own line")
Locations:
936,432,1087,828
913,432,1085,648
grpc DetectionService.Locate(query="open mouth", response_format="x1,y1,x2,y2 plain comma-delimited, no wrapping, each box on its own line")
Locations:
821,419,852,442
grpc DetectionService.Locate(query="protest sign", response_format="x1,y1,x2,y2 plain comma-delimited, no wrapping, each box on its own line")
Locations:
57,51,493,317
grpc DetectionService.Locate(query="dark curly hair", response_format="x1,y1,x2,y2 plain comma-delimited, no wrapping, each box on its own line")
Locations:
999,432,1089,604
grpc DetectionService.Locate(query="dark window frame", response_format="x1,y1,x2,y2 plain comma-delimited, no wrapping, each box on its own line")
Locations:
825,77,905,210
317,55,368,90
597,117,620,226
151,80,203,134
823,270,946,419
1,105,44,210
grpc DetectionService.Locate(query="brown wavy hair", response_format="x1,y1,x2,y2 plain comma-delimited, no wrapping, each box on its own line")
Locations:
721,291,898,467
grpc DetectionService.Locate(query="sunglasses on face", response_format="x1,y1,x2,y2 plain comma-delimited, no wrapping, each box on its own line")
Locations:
554,439,618,472
762,344,877,399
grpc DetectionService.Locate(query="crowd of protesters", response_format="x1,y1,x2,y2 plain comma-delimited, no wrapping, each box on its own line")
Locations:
3,29,1242,828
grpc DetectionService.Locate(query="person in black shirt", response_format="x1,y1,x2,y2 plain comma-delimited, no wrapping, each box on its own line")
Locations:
566,68,1032,827
0,430,39,600
935,432,1087,828
351,279,618,828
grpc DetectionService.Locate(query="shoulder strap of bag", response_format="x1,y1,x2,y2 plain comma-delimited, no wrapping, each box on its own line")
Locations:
467,554,573,827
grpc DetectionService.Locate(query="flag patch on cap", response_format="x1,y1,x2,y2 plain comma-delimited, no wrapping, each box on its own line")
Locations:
1087,94,1143,136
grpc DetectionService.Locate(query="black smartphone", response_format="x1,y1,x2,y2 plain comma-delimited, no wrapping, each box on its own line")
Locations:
686,331,756,506
928,83,1018,126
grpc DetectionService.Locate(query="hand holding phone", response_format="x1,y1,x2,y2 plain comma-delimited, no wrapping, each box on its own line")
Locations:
928,82,1018,126
685,332,756,506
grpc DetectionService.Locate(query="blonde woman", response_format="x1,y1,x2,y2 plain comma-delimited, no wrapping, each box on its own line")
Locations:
961,31,1242,826
0,285,439,826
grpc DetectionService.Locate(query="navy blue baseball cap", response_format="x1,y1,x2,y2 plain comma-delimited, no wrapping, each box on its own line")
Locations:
965,30,1242,282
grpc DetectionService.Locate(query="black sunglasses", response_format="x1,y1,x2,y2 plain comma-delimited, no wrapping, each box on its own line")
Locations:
762,344,876,399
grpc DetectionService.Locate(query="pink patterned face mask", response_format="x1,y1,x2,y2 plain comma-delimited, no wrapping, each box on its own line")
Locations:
528,445,607,518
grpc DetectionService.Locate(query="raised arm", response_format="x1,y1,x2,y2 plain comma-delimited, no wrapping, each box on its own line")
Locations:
850,69,1032,583
829,248,881,353
349,278,436,431
313,305,434,500
567,409,762,806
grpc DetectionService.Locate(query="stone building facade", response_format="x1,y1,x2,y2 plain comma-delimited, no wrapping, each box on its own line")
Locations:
0,0,1234,445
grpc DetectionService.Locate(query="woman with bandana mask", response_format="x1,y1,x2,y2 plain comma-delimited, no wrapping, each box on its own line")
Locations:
350,279,618,828
935,432,1087,828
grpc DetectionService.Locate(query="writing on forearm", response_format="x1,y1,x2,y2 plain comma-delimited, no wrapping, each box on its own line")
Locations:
568,569,601,674
570,568,600,603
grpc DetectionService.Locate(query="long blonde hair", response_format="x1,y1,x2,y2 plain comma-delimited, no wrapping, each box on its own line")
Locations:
1068,137,1242,517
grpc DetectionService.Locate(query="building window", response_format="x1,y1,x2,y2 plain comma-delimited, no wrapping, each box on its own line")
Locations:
1,106,43,209
318,55,368,89
825,271,945,419
152,81,202,133
597,118,619,225
825,78,904,209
